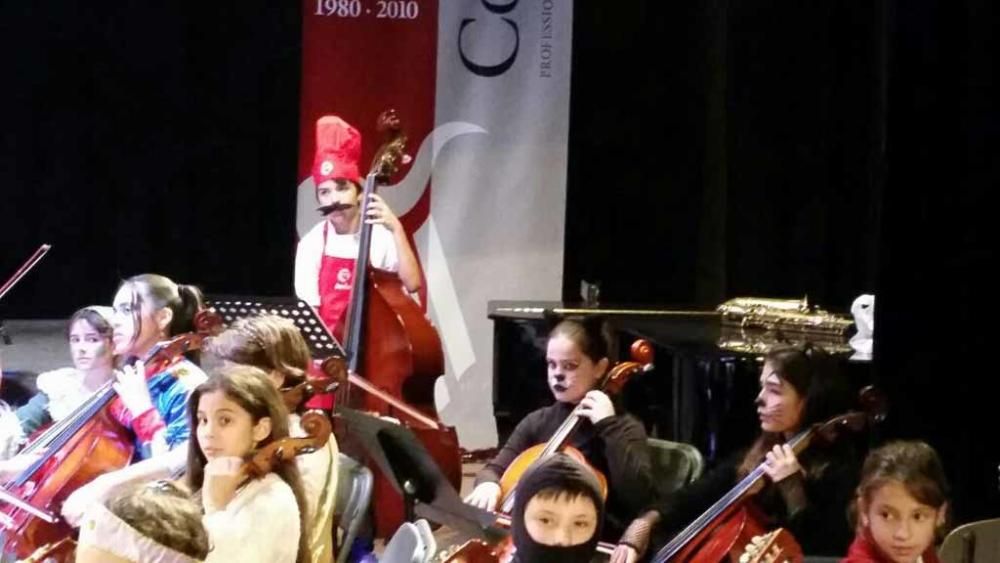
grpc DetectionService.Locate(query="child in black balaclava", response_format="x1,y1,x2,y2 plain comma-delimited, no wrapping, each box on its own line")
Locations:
510,453,606,563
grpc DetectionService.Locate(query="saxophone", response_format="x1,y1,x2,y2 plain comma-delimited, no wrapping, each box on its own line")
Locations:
716,297,855,354
717,296,853,335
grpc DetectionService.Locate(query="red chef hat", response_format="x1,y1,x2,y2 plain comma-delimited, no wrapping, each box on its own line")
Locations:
311,115,362,188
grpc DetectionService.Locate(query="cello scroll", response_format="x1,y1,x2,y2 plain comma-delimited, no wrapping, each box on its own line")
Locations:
242,411,332,480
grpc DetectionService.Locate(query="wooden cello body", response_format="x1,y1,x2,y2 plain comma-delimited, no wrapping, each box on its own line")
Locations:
650,387,885,563
668,504,798,563
0,311,222,560
358,268,443,415
1,408,133,559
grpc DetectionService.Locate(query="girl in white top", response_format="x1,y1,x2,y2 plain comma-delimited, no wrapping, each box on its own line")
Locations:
0,306,116,465
187,365,310,563
203,315,338,563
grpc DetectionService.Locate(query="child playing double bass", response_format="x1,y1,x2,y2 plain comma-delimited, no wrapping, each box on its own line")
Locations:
294,114,421,341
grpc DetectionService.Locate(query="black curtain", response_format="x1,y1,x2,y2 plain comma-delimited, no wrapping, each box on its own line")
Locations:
0,2,302,318
876,0,999,522
567,1,998,523
2,0,998,525
565,2,883,309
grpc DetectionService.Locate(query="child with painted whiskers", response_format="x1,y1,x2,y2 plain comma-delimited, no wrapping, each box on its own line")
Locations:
464,317,654,541
612,343,860,562
842,441,949,563
187,365,311,563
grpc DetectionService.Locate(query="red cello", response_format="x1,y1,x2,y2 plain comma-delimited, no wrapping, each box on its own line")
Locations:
17,402,333,563
338,110,461,537
0,310,222,560
649,386,886,563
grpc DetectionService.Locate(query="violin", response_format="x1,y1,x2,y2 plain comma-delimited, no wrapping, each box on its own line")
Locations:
0,310,223,560
439,513,620,562
649,386,887,563
497,339,654,514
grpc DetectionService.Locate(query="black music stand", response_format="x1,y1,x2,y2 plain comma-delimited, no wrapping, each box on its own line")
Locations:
336,406,506,543
204,295,345,360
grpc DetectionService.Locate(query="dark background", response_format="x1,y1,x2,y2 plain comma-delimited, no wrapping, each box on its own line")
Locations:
2,1,997,523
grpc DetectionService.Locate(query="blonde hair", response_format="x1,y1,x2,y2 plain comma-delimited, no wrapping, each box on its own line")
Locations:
204,315,311,387
106,480,210,560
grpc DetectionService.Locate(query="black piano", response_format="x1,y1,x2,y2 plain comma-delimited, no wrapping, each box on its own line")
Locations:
488,301,873,464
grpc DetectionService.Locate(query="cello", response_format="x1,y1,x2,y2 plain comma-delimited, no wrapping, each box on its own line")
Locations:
497,339,654,514
336,109,459,537
440,340,655,562
17,406,333,563
648,386,886,563
0,310,222,560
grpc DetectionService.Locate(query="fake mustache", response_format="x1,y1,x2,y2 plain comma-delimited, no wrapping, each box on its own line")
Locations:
317,202,356,215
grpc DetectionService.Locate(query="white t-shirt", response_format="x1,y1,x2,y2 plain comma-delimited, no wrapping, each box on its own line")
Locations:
294,220,399,306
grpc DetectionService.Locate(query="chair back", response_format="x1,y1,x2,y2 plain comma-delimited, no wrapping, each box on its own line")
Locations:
939,518,1000,563
333,453,374,563
646,438,705,493
381,520,434,563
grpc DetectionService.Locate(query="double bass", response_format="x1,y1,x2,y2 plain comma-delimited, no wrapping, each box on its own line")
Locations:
0,310,222,560
338,110,461,537
648,386,886,563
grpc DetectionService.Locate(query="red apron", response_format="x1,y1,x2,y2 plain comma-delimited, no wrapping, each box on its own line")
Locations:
311,221,357,409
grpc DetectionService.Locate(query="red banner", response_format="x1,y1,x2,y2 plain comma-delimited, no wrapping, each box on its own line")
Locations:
299,0,438,237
